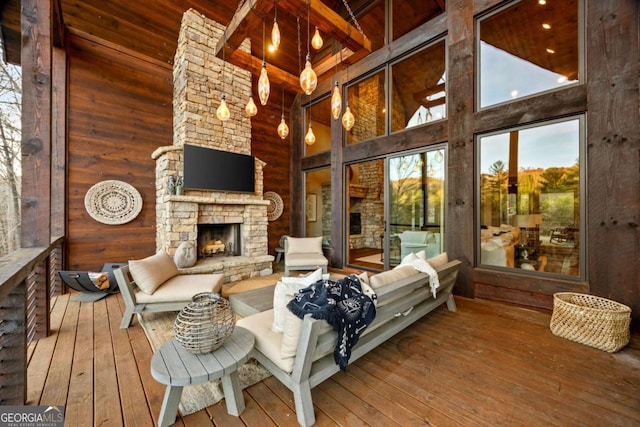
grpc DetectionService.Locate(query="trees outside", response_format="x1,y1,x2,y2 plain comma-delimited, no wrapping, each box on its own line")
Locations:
0,51,21,257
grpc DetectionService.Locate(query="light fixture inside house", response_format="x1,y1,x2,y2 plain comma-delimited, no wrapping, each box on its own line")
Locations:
417,111,423,124
311,26,323,50
245,95,258,117
542,23,551,30
271,2,280,51
546,48,555,54
277,87,289,139
427,108,433,121
435,150,444,163
299,1,317,95
258,20,270,105
331,82,342,120
342,104,355,131
305,123,316,145
216,94,231,121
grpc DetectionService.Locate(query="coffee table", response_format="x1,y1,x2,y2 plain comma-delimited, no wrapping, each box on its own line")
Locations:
229,284,275,317
150,327,254,427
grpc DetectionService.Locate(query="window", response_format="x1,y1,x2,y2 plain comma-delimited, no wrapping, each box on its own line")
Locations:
304,96,331,156
345,70,386,145
391,39,446,133
305,168,331,246
478,0,580,108
478,117,584,278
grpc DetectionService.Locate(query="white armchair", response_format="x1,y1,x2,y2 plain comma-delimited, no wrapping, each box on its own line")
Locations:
399,230,441,259
284,236,328,277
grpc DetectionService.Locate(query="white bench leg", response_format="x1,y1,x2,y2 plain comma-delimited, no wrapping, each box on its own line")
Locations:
158,385,183,427
221,371,245,416
446,294,457,312
293,381,315,427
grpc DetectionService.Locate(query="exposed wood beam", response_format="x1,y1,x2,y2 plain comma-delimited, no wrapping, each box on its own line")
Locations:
215,0,274,56
412,82,446,104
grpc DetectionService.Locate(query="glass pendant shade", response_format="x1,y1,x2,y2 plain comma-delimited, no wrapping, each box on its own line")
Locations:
305,123,316,145
258,63,270,105
216,95,230,121
245,96,258,117
311,27,323,50
277,116,289,139
417,112,423,124
300,57,318,95
342,105,355,131
331,82,342,120
271,20,280,50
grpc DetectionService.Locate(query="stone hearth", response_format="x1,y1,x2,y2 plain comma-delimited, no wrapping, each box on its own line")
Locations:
152,9,273,283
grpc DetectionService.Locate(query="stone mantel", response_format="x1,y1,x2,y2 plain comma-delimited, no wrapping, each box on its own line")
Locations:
165,195,271,206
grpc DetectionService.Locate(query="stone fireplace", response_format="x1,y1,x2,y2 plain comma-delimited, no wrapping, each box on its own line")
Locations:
151,9,273,282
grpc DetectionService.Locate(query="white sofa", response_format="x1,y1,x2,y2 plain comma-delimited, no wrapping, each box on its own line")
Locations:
284,236,329,277
237,254,461,426
480,225,520,268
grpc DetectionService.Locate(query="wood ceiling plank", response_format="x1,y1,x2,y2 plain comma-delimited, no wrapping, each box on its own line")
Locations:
215,0,274,56
226,48,301,92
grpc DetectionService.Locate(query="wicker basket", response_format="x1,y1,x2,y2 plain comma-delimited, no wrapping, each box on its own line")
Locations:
174,292,236,354
550,292,631,353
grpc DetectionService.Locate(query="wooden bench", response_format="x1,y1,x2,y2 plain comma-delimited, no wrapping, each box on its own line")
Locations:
237,259,461,426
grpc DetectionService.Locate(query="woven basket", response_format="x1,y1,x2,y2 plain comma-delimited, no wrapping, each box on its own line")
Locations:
550,292,631,353
174,292,236,354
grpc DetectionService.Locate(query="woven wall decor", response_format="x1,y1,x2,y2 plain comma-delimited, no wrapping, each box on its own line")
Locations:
264,191,284,221
84,180,143,225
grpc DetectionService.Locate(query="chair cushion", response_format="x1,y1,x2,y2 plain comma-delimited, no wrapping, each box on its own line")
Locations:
129,251,178,295
286,236,323,255
237,309,295,373
134,273,223,304
285,253,328,267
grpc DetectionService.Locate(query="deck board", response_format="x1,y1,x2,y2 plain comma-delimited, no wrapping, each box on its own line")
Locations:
26,292,640,427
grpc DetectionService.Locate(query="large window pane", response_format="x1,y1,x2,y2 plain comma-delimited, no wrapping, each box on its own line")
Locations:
391,39,446,132
392,0,445,41
478,117,583,278
345,70,386,145
304,96,331,156
478,0,580,108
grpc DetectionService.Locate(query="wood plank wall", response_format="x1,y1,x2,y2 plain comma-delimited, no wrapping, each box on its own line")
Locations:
66,32,172,270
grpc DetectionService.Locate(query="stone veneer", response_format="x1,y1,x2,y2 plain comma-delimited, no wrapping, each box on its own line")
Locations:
152,9,272,282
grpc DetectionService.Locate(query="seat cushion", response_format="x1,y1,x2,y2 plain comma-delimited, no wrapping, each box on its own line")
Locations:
237,309,295,373
128,251,178,295
134,273,224,304
285,253,328,267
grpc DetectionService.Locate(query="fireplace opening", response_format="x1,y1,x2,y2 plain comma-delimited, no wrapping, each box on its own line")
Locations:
197,224,241,258
350,212,362,235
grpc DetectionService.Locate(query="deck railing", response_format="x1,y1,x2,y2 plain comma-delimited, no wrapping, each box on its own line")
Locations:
0,236,65,405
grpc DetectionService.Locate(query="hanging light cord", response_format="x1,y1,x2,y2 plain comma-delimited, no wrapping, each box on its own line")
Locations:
306,0,311,56
262,19,266,63
342,0,365,36
297,15,301,73
221,29,226,95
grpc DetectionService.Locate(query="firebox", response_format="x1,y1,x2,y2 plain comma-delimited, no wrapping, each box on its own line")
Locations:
197,223,241,258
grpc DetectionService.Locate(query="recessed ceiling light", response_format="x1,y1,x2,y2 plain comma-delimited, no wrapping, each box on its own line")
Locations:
539,0,546,4
546,48,555,54
542,23,551,30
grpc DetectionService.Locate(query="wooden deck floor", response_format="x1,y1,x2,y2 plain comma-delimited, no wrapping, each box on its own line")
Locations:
27,290,640,427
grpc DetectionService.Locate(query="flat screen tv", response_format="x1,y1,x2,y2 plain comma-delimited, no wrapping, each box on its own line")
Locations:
183,144,255,193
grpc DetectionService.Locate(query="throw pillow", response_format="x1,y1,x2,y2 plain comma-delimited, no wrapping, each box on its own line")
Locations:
286,236,323,254
128,251,178,295
399,251,419,266
272,268,323,333
173,241,197,268
369,264,418,289
426,252,449,268
88,272,109,290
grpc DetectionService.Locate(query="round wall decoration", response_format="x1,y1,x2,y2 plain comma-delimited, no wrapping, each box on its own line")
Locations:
84,180,143,225
264,191,284,221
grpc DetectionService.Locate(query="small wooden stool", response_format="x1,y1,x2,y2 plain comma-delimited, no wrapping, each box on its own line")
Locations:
150,327,254,427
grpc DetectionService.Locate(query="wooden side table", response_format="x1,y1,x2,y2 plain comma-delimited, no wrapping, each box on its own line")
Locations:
150,327,254,427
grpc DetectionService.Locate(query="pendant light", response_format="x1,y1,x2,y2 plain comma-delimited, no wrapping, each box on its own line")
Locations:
258,20,271,105
299,2,317,95
277,87,289,139
305,122,316,145
330,49,342,120
271,2,280,51
216,29,230,121
342,104,355,131
311,26,323,50
245,95,258,117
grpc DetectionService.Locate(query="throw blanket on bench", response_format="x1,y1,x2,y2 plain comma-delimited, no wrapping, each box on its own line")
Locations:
287,275,376,371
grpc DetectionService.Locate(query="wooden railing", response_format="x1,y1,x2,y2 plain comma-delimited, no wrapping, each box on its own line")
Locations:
0,236,64,405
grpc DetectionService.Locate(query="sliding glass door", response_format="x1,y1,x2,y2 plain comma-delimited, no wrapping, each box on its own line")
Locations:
345,147,446,271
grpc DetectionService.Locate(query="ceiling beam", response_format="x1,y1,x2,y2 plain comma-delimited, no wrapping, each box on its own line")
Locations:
214,0,274,56
225,47,301,92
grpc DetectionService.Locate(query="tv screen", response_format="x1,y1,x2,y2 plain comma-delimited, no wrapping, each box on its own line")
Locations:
183,144,255,193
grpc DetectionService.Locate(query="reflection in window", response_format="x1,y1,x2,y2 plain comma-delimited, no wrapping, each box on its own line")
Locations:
391,39,446,132
392,0,445,41
478,0,580,108
304,96,331,156
478,117,582,277
305,168,331,246
345,70,386,145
